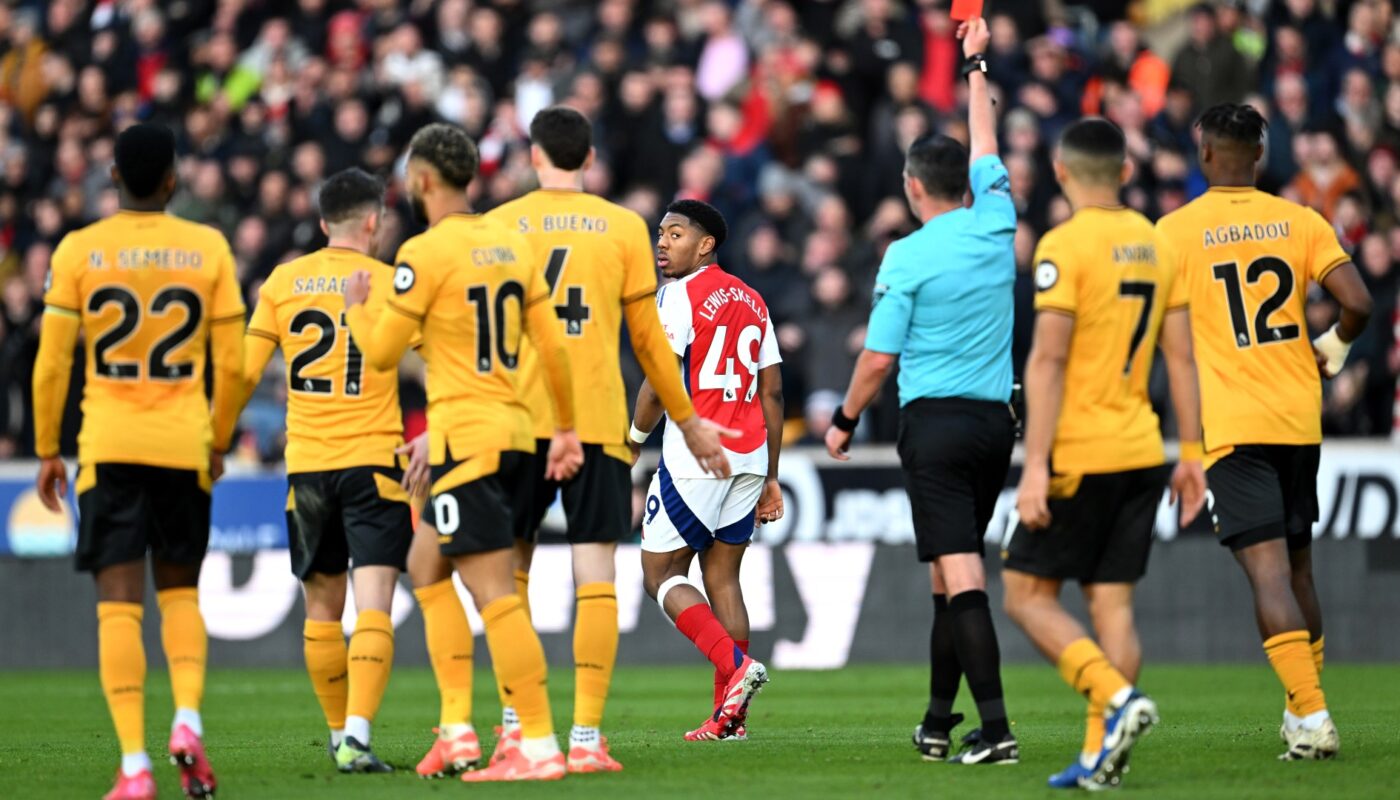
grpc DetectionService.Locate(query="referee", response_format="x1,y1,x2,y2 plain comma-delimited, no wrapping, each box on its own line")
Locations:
825,17,1018,766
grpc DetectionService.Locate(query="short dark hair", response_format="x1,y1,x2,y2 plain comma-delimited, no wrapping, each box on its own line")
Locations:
666,199,728,249
530,106,592,171
317,168,384,225
408,123,478,189
905,134,969,200
1057,117,1127,185
1196,103,1268,147
115,123,176,199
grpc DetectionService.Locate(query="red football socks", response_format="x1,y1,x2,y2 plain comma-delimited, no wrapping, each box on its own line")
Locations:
676,604,743,681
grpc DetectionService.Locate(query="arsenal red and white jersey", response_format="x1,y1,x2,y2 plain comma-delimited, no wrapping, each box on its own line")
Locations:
657,264,781,478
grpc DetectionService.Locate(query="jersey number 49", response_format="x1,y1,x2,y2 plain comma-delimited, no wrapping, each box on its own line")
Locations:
698,324,761,403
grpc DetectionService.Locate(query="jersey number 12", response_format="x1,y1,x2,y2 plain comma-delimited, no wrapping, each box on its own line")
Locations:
1212,257,1300,348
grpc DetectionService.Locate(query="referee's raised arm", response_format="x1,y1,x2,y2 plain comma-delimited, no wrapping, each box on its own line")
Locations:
963,17,997,162
824,14,1023,765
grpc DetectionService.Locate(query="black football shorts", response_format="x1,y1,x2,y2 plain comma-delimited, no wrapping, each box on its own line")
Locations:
521,439,632,544
1003,464,1170,583
1205,444,1320,551
76,463,211,573
285,466,413,579
897,397,1016,561
422,448,533,557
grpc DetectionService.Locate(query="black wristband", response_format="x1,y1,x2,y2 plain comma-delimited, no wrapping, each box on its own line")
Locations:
961,53,988,79
831,406,859,433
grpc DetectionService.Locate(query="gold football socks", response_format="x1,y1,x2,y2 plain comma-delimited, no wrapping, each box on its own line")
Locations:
99,602,147,757
303,619,348,733
345,610,394,743
414,579,474,728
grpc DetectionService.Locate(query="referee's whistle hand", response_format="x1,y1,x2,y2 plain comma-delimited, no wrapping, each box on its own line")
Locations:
824,427,852,461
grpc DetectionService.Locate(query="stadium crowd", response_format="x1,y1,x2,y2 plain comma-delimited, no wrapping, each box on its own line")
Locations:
0,0,1397,463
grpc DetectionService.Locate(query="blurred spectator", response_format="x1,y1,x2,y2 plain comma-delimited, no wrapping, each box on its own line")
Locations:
696,1,748,102
1171,3,1254,115
0,0,1394,458
1288,128,1362,220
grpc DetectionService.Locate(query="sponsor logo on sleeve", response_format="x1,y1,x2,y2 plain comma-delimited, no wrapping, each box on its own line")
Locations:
872,282,889,308
393,263,416,294
1034,260,1059,291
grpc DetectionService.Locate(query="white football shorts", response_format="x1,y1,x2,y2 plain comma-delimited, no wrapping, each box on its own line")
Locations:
641,465,764,553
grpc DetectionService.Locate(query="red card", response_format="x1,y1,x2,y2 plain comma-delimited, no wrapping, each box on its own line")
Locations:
951,0,984,21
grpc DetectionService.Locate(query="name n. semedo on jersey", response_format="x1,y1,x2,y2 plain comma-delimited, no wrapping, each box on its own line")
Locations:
96,248,206,270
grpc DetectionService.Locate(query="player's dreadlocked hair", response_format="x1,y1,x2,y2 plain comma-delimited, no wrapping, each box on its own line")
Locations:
1196,103,1268,146
667,199,728,250
408,123,479,189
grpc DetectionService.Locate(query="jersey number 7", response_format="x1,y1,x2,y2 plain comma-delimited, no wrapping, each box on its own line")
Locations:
1118,280,1156,375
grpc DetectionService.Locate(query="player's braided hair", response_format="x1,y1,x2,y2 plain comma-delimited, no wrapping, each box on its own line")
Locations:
408,123,479,189
1196,103,1268,146
667,199,728,250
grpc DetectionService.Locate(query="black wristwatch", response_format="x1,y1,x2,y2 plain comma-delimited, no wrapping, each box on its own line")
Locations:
831,406,859,433
961,53,988,79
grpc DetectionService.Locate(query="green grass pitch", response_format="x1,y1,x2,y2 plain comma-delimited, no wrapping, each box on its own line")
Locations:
2,664,1395,799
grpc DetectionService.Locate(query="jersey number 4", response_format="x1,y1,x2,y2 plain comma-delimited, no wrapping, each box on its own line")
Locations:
89,285,202,381
1212,257,1299,348
288,309,363,396
544,247,591,336
699,324,761,402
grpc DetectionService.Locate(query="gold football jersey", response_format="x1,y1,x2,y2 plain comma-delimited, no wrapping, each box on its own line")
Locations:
1156,187,1348,456
486,189,659,444
345,213,557,470
39,210,245,469
1033,206,1171,474
245,248,406,474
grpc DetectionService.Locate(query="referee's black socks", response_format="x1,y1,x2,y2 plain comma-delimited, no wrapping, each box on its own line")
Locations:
923,593,963,734
948,589,1010,741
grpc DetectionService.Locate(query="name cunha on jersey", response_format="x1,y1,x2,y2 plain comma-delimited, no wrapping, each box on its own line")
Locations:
697,285,767,323
515,214,609,234
292,276,349,295
471,246,518,266
91,248,206,270
1202,221,1290,248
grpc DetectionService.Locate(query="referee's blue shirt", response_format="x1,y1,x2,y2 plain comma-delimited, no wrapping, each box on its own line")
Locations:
864,154,1016,406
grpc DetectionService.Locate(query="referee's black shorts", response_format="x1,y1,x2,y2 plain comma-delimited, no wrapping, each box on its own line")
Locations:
897,397,1016,562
